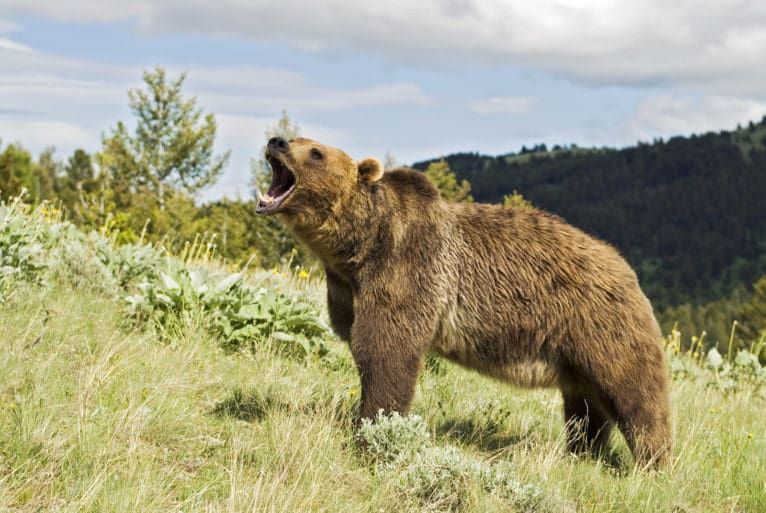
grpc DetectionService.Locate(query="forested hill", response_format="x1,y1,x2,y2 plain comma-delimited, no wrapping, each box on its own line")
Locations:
413,118,766,309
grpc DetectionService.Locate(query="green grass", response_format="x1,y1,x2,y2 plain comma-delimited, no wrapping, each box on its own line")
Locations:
1,279,764,512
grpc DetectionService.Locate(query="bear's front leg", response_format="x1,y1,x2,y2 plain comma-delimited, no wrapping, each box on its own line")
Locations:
326,270,354,342
349,295,434,419
353,350,423,418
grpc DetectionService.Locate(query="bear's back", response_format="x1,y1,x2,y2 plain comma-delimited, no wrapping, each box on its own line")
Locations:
431,202,657,372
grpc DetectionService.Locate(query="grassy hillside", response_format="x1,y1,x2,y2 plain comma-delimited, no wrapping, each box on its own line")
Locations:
2,200,766,512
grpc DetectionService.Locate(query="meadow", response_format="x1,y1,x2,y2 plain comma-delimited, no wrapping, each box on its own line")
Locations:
1,198,765,512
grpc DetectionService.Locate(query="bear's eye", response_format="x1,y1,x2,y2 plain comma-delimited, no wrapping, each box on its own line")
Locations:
310,148,323,160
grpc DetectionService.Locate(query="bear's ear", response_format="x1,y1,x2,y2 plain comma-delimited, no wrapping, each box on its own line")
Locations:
358,157,384,183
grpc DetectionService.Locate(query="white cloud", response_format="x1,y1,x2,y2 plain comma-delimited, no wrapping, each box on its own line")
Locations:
0,119,97,151
0,37,431,121
184,68,432,116
0,40,141,110
624,94,766,143
0,37,32,53
216,113,351,149
0,18,19,34
466,96,535,115
0,2,153,25
3,1,766,94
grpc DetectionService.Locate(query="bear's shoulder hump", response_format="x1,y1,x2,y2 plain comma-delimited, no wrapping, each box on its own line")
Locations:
381,168,439,200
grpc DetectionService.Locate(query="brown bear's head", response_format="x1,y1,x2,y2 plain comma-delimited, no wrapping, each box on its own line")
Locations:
255,137,383,224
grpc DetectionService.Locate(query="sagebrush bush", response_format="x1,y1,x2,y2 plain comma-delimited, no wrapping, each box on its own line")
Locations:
358,412,543,511
358,411,431,463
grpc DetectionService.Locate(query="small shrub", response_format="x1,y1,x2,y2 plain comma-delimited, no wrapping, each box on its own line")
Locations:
124,262,332,359
358,411,431,463
358,411,542,511
0,200,47,296
98,240,165,289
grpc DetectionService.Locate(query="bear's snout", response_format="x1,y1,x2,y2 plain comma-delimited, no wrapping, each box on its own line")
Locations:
268,137,289,153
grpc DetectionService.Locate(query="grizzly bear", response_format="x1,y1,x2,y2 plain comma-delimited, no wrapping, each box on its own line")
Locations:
256,136,671,466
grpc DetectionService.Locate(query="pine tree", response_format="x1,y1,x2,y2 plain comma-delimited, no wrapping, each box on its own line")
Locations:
99,68,229,210
424,159,473,203
503,190,533,209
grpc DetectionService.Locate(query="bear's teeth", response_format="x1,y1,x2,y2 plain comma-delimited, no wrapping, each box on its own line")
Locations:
260,193,274,205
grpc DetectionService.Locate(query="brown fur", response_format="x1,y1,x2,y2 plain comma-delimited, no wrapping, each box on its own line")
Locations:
260,137,672,466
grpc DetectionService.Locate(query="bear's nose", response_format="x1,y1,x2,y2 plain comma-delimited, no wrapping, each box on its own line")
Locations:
268,137,289,152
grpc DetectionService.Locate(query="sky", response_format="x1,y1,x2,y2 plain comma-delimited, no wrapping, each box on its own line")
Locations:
1,1,766,200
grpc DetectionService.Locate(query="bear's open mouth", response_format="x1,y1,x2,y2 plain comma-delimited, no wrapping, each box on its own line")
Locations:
256,155,296,214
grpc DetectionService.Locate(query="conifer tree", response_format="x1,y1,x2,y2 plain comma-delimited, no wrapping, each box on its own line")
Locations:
424,159,473,203
100,68,229,210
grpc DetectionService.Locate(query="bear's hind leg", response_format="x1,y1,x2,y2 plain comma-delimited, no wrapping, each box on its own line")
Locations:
611,393,671,468
562,390,614,458
590,357,672,467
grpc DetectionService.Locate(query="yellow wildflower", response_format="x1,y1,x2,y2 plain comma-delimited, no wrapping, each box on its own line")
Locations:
298,270,309,279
